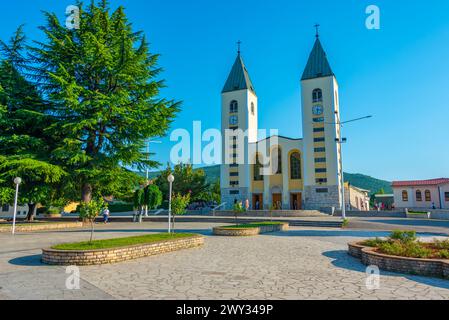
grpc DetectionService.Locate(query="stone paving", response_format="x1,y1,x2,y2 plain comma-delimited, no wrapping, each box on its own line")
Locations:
0,222,449,300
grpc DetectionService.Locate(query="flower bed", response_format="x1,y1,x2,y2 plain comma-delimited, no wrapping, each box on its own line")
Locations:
42,233,204,266
0,221,83,233
348,231,449,279
213,222,288,236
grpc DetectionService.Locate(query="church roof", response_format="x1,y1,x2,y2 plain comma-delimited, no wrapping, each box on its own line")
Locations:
301,38,334,81
222,54,256,94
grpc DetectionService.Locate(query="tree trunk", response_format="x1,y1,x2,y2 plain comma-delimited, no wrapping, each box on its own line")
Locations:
82,183,93,203
89,220,94,243
26,203,37,222
172,215,175,233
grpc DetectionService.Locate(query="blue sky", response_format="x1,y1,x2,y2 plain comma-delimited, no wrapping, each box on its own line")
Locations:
2,0,449,181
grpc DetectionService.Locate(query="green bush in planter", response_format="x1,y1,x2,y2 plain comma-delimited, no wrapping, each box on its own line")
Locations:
47,207,61,215
390,230,417,244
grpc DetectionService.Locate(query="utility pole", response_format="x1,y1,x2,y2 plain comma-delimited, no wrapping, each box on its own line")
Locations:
332,114,372,220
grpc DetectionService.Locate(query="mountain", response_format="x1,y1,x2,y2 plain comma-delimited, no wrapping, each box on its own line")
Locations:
143,165,391,195
344,173,392,195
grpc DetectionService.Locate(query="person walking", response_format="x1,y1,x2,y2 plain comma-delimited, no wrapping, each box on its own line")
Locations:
103,207,110,224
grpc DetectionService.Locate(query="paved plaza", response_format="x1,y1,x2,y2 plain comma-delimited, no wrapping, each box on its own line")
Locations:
1,221,449,300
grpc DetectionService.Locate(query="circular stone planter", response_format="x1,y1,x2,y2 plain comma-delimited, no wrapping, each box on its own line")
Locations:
213,223,289,237
42,235,204,266
348,242,449,279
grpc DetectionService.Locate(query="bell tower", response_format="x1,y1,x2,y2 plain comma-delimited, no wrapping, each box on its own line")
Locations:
220,47,258,208
301,33,342,210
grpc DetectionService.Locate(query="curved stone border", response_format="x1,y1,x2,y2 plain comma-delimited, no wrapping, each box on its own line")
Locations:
42,235,204,266
0,221,83,233
213,223,288,237
348,242,449,279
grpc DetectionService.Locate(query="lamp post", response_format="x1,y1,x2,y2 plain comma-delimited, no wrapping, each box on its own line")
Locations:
12,177,22,235
167,174,175,234
144,139,162,217
332,114,372,220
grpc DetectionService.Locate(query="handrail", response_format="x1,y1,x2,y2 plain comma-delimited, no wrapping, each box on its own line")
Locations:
154,209,164,216
212,203,227,216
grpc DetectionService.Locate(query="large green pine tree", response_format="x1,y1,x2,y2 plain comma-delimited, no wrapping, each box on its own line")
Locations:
29,1,180,203
0,26,67,220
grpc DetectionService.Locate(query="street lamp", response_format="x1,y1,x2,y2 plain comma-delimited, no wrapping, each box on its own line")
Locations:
332,114,372,220
12,177,22,235
167,174,175,234
144,139,162,217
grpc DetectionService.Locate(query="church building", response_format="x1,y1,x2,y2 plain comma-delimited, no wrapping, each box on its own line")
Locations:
220,34,346,211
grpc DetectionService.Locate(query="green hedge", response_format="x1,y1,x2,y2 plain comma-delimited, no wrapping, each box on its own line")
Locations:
108,203,134,213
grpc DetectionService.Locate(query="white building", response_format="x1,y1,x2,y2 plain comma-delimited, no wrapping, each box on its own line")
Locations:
0,204,28,219
392,178,449,209
220,34,349,211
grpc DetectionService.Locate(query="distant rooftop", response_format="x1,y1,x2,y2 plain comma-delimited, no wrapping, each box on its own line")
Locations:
392,178,449,187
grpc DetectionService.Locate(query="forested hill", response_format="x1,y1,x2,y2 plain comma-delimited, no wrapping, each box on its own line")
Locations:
145,165,392,195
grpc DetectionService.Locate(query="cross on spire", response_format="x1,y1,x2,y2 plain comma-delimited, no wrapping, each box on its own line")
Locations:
237,40,242,55
314,24,320,39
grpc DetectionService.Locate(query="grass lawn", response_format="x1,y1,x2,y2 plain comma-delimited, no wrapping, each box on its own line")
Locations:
52,233,198,251
221,222,285,229
408,211,429,215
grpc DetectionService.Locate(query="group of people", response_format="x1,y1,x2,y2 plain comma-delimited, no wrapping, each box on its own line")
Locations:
234,198,250,211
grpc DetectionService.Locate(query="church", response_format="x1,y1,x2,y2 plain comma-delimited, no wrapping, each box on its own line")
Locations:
220,33,355,211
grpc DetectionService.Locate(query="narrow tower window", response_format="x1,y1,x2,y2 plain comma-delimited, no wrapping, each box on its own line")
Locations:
230,100,238,113
313,89,323,103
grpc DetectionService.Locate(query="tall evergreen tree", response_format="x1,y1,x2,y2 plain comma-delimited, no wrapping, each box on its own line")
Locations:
29,1,180,203
0,27,67,220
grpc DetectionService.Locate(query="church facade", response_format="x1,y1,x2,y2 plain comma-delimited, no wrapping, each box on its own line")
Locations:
220,35,344,211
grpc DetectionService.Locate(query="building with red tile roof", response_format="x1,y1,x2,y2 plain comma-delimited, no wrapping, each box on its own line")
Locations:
392,178,449,209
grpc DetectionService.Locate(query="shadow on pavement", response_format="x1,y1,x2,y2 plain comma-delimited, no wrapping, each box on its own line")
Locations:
9,254,44,267
273,230,446,238
323,250,449,290
368,219,449,228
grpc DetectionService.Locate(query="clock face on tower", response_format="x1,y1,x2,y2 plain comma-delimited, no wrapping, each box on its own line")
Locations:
229,115,238,125
312,105,324,116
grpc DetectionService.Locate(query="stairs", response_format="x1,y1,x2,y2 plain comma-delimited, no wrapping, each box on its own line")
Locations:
288,220,343,228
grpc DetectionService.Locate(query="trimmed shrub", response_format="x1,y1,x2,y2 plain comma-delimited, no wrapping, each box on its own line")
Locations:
47,207,61,215
363,238,387,247
437,250,449,259
379,241,432,259
390,230,417,244
434,240,449,250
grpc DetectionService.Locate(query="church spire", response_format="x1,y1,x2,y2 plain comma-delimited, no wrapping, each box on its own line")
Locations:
222,46,256,94
301,32,334,81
